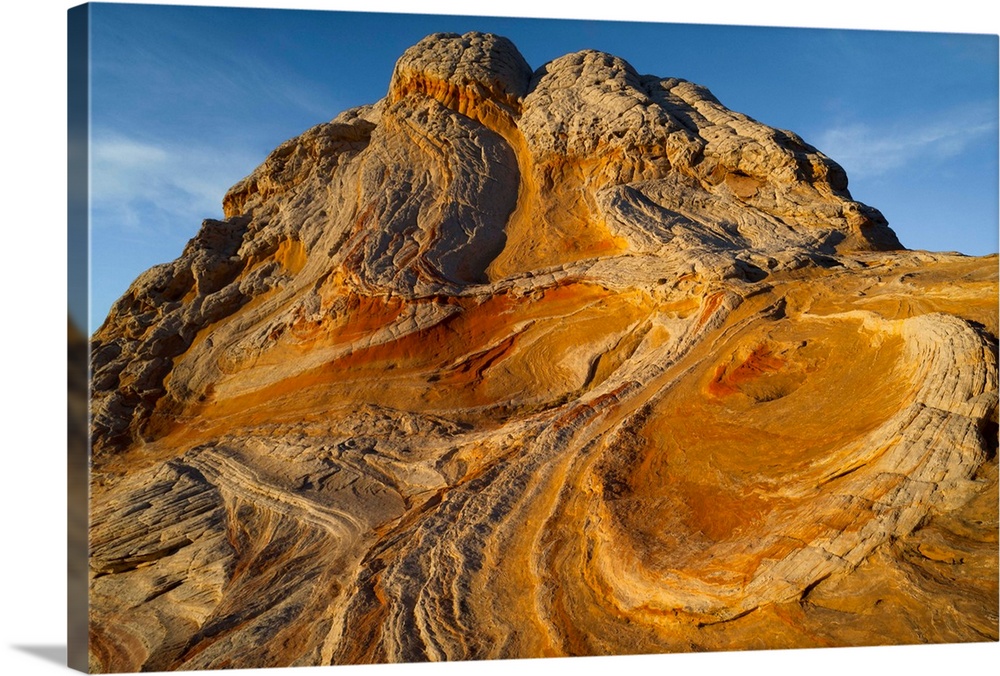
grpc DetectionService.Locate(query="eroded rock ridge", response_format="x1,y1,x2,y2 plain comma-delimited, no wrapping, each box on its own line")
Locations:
88,32,997,672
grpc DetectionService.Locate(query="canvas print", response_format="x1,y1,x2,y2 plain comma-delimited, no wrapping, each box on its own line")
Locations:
68,2,999,672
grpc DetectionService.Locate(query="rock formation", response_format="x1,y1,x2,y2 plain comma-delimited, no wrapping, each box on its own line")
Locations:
86,32,998,672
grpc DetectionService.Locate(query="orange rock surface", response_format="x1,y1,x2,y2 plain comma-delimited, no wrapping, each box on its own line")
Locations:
87,32,997,672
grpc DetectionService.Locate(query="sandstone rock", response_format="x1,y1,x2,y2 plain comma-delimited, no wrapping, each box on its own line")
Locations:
86,32,997,671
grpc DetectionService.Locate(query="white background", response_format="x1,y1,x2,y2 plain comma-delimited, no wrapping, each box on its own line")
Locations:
2,1,997,675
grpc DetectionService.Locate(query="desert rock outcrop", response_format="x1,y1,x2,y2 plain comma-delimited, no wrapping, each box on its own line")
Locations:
87,32,997,672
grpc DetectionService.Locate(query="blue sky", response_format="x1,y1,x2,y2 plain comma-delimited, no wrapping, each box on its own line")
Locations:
84,1,998,332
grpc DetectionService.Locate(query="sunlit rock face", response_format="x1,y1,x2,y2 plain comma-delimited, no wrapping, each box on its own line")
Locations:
87,32,997,672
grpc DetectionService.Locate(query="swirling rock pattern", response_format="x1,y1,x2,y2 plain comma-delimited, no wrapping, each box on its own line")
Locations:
88,33,998,671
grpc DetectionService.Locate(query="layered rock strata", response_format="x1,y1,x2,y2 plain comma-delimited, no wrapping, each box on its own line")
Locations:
87,32,997,672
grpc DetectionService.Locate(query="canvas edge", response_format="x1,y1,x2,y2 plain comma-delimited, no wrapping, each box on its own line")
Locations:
67,3,91,672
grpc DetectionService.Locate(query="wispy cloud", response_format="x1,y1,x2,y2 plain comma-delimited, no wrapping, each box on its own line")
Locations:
90,7,345,131
90,131,259,236
815,103,997,180
89,131,266,331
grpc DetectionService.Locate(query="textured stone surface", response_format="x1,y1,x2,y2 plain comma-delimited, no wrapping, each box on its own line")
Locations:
88,32,997,672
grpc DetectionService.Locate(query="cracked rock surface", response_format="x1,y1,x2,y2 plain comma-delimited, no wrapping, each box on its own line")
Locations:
88,32,997,671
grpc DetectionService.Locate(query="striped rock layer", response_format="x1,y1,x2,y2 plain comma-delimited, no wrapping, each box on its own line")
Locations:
88,32,998,672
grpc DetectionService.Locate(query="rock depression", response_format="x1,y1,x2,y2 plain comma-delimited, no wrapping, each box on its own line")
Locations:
87,32,998,672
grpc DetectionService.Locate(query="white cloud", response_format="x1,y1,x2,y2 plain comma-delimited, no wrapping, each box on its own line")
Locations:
92,136,169,168
815,104,997,180
91,136,170,210
90,132,259,234
89,131,265,331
